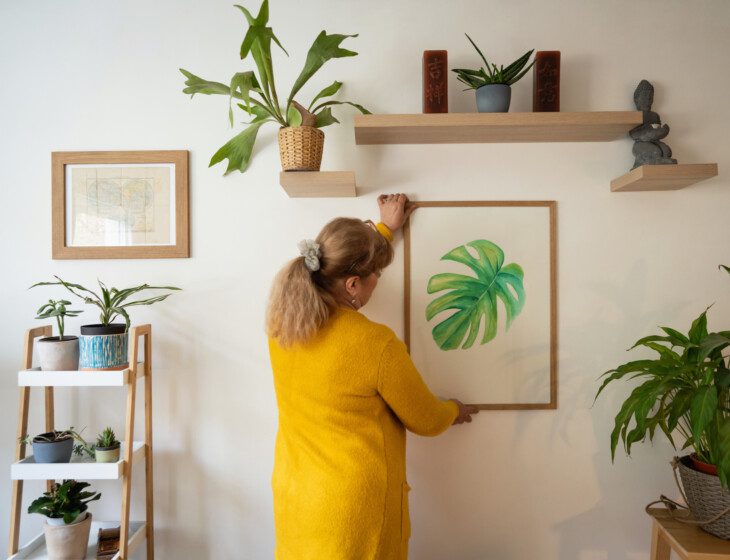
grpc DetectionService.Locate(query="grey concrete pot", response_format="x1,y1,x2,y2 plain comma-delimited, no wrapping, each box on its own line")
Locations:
32,433,74,463
95,445,120,463
37,336,79,371
475,84,512,112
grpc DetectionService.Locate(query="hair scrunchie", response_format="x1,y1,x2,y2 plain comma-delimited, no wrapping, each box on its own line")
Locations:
298,239,321,272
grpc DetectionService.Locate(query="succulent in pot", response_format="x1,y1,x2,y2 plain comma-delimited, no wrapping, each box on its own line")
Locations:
34,299,81,371
29,480,101,559
180,0,369,175
595,265,730,538
94,427,121,463
32,276,180,370
452,34,534,113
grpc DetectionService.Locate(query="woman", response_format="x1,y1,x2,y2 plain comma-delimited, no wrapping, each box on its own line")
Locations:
267,194,479,560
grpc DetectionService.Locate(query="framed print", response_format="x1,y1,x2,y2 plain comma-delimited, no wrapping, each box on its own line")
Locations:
404,201,557,410
52,150,189,259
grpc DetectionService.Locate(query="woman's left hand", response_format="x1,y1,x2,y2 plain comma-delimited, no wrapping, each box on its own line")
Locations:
378,193,415,232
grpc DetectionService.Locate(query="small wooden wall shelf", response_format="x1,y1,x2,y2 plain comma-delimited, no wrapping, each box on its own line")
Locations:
279,171,356,198
354,111,642,144
611,163,719,192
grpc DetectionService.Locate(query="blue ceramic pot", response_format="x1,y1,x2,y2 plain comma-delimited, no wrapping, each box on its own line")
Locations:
476,84,512,112
32,433,73,463
79,324,129,370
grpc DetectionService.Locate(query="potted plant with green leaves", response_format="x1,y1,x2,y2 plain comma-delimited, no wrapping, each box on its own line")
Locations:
32,276,180,370
19,427,90,464
94,427,121,463
595,267,730,538
452,34,534,113
180,0,369,175
29,480,101,559
34,299,82,371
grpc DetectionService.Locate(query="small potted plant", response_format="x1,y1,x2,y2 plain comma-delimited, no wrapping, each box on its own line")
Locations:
20,427,93,464
34,299,82,371
180,0,369,175
452,34,534,113
32,276,179,370
28,480,101,559
595,269,730,538
94,427,121,463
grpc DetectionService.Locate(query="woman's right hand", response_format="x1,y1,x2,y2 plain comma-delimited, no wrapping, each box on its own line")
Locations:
450,399,480,424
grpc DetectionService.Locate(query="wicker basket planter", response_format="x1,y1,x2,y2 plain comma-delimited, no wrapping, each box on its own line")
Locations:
278,126,324,171
677,455,730,539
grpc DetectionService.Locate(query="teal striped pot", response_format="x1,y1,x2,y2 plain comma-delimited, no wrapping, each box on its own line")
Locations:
79,324,128,370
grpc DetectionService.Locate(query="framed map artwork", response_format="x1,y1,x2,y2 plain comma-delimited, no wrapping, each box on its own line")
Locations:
404,201,557,410
51,151,189,259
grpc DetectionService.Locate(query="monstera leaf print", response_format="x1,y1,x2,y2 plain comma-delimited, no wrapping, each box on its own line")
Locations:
426,240,525,350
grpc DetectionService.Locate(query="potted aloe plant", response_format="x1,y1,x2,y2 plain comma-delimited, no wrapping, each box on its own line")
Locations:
32,276,180,370
34,299,82,371
29,480,101,559
452,34,534,113
94,427,121,463
595,265,730,538
180,0,369,175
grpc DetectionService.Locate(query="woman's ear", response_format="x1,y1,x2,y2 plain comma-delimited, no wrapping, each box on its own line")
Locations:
344,275,360,297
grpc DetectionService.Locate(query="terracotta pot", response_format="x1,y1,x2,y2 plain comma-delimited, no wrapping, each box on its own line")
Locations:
690,453,718,476
44,512,92,559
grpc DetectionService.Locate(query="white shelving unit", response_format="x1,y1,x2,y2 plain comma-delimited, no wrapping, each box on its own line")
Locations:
9,521,146,560
7,325,154,560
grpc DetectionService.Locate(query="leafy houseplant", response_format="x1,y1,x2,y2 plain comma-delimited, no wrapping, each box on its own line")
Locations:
180,0,370,175
34,299,82,371
29,480,100,558
32,276,179,370
595,286,730,537
94,427,121,463
451,34,534,113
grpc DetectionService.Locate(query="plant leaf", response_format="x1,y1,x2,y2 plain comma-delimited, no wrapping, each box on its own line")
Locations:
308,80,342,111
287,31,358,109
426,240,525,350
688,308,709,344
229,71,261,126
180,69,230,97
314,107,339,128
209,121,267,175
286,104,303,127
310,99,371,116
464,34,492,76
689,385,718,444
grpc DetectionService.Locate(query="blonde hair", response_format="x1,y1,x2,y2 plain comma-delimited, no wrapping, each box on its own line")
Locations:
266,218,394,347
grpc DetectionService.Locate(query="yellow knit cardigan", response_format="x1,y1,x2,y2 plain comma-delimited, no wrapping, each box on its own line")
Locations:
269,305,458,560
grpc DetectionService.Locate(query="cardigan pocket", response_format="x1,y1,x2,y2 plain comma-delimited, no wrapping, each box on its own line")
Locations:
401,482,411,541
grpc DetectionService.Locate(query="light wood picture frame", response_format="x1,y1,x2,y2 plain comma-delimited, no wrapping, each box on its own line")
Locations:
404,201,558,410
52,150,189,259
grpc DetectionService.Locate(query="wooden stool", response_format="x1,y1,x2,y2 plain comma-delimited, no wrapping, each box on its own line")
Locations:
648,507,730,559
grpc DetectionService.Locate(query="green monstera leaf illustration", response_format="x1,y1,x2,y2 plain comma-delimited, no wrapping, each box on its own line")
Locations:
426,240,525,350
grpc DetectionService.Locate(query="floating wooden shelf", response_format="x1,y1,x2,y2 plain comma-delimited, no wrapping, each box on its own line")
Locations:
279,171,356,198
11,442,145,481
611,163,719,192
8,520,145,560
354,111,642,144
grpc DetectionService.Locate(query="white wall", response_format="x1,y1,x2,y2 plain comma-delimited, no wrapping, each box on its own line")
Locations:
1,1,729,558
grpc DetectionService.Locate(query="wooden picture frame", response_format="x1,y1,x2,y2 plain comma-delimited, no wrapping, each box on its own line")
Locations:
51,150,189,259
404,200,558,410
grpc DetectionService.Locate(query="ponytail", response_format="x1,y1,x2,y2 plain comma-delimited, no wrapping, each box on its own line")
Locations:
266,217,394,347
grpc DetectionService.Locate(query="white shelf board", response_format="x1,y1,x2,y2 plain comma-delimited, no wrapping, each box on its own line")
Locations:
11,442,145,480
18,362,145,387
8,520,145,560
